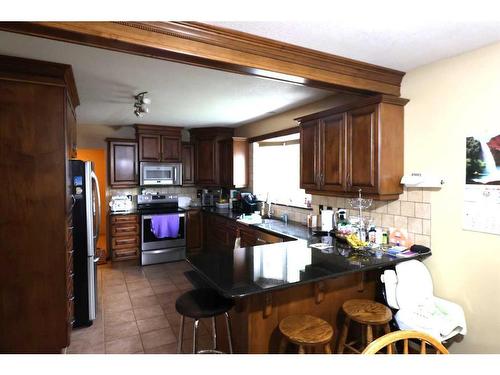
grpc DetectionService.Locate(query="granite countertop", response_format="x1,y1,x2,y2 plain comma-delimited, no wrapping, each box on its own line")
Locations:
187,239,429,299
189,208,431,299
201,207,315,240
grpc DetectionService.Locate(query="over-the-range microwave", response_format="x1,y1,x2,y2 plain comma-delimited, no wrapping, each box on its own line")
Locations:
140,162,182,186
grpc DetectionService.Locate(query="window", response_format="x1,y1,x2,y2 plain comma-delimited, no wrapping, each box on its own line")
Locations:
252,132,311,208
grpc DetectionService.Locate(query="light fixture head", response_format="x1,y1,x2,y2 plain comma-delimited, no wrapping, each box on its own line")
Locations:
134,91,150,118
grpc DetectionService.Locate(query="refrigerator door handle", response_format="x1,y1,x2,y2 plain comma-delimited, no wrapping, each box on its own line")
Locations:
91,171,101,241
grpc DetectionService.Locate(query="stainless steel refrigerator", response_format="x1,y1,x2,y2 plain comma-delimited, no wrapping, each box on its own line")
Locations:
70,160,101,327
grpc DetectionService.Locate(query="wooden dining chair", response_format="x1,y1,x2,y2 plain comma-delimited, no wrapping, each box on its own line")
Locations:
362,330,449,354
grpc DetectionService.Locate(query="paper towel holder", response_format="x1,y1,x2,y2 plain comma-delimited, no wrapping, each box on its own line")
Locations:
400,172,444,188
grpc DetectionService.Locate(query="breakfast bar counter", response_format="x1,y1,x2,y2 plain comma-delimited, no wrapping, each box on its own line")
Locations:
187,237,430,353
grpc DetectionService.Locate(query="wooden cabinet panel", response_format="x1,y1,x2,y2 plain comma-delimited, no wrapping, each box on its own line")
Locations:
108,214,140,261
181,143,195,186
218,139,233,188
139,134,161,161
112,236,139,249
111,214,139,224
300,120,319,190
347,105,378,193
321,113,346,192
0,55,79,353
161,135,181,162
196,138,218,185
186,209,202,250
112,223,139,237
108,139,138,187
66,97,77,159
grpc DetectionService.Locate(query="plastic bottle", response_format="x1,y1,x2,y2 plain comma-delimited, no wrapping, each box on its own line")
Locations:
368,225,377,243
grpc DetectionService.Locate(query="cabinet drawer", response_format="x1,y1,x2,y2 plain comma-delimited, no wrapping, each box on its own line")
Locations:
112,236,139,249
113,247,139,260
255,230,283,244
111,214,139,224
112,223,139,236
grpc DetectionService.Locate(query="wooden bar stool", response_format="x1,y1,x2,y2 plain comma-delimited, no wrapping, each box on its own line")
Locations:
279,314,334,354
337,299,392,354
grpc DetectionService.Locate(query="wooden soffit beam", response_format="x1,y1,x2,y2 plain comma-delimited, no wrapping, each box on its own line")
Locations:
0,21,405,96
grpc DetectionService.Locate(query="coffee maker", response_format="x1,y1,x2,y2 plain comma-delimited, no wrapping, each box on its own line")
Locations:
240,192,258,214
201,188,222,207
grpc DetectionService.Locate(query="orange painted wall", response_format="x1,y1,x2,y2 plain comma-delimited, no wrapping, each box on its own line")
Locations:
76,148,107,235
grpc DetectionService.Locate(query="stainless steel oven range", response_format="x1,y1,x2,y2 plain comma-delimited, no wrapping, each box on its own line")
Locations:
137,194,186,265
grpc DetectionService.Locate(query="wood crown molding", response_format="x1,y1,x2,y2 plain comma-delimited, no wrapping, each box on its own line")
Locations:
0,21,404,96
0,54,80,108
294,94,409,123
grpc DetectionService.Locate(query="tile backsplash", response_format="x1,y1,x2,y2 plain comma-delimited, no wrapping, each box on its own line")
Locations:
269,187,432,248
107,186,199,209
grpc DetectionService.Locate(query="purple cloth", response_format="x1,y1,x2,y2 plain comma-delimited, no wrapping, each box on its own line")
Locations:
150,214,180,239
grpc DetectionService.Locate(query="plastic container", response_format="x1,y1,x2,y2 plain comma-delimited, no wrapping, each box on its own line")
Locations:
215,202,229,209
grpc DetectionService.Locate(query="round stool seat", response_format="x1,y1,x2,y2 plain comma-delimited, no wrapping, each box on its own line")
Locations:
175,288,234,319
342,299,392,325
279,314,333,345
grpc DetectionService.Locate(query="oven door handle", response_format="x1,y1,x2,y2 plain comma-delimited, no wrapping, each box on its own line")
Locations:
145,249,182,255
142,213,185,220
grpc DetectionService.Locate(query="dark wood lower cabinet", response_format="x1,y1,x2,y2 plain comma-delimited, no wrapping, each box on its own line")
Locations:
186,209,202,251
108,214,140,261
202,211,285,250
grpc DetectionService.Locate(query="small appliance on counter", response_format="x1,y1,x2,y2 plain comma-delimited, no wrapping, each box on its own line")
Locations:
109,195,134,213
240,192,259,214
178,196,192,209
201,188,222,207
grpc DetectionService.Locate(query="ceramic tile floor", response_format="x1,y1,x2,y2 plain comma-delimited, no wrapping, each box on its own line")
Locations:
67,260,214,354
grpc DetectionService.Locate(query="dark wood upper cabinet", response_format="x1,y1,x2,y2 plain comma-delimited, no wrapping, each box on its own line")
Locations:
347,105,377,193
107,139,138,187
300,120,319,190
190,127,248,188
161,135,181,162
296,95,408,200
135,125,182,163
138,134,161,161
195,137,218,186
181,143,195,186
321,113,347,192
219,137,249,189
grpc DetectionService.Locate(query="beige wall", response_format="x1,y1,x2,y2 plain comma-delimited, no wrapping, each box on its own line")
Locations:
402,42,500,353
77,124,136,149
235,94,359,138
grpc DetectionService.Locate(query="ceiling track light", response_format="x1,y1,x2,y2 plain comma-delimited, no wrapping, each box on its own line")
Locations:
134,91,151,118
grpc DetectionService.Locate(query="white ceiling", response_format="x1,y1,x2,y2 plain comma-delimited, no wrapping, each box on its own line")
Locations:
208,20,500,71
0,31,333,127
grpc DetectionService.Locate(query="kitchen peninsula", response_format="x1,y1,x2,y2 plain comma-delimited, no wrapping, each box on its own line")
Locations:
188,210,430,353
